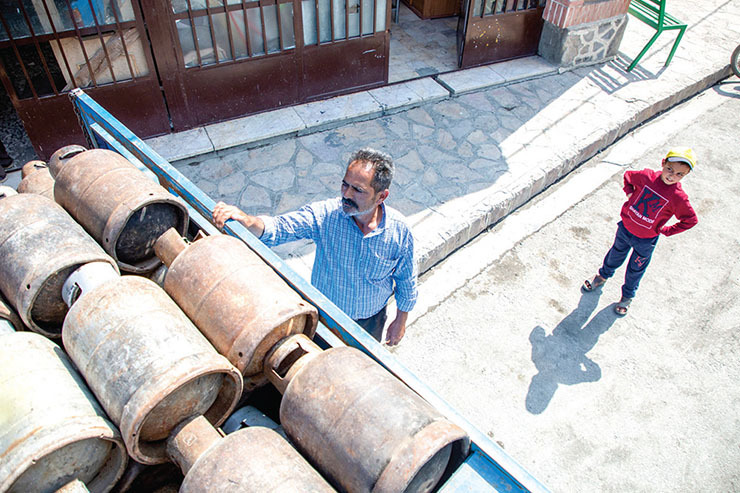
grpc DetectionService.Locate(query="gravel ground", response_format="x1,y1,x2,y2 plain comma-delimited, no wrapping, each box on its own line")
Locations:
0,85,39,179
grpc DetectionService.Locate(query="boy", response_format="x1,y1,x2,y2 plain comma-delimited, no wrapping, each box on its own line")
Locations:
582,147,698,316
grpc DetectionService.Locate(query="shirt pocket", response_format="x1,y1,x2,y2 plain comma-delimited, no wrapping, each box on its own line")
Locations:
364,256,398,283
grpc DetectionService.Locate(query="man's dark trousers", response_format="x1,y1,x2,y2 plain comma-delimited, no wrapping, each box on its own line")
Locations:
355,305,388,342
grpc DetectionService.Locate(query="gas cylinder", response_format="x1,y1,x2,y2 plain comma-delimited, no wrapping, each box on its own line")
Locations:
52,148,188,274
47,144,87,178
62,268,243,464
0,193,118,338
18,160,55,199
167,415,335,493
153,228,318,391
0,332,128,493
265,334,471,493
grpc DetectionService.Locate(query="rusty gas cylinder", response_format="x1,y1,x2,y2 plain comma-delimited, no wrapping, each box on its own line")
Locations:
0,332,128,493
62,272,243,464
265,334,471,493
52,148,188,274
0,193,118,338
166,415,335,493
47,144,87,178
153,229,318,391
18,160,55,199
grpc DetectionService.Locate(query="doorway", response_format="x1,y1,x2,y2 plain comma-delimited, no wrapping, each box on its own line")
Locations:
388,0,545,82
388,2,457,83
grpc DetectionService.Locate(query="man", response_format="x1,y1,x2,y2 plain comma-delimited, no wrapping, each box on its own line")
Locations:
212,148,417,345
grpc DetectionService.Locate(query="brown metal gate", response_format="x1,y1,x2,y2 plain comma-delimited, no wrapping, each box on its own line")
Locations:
1,0,390,158
0,0,170,159
143,0,391,130
457,0,545,69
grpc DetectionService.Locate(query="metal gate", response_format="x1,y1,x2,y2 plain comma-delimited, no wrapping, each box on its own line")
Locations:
143,0,391,130
457,0,545,69
1,0,390,158
0,0,170,159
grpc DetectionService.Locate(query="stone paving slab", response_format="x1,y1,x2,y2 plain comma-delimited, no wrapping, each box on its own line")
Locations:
436,56,558,95
489,55,559,83
206,106,306,153
402,76,452,103
146,127,213,162
436,64,508,94
368,77,448,113
293,91,385,134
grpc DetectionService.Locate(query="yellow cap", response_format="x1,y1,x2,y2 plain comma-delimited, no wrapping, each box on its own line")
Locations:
665,147,696,170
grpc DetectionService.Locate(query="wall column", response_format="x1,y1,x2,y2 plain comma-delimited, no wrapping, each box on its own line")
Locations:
538,0,631,67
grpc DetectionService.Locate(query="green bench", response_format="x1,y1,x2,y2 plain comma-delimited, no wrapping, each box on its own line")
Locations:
627,0,687,71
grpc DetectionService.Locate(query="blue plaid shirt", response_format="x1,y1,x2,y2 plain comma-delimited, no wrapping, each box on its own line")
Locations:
259,198,417,319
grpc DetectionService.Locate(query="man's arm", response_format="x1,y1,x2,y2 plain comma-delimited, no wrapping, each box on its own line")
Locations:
385,225,417,346
212,202,265,237
385,309,408,346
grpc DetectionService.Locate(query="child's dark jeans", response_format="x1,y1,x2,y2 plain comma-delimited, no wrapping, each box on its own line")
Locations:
598,221,659,299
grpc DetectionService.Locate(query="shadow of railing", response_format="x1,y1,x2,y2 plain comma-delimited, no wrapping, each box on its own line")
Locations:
585,56,665,94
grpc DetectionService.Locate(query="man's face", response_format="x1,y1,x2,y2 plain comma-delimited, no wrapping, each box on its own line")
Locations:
341,161,384,216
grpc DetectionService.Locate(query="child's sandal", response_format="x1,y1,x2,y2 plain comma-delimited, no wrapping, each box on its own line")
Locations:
614,297,633,317
582,275,606,292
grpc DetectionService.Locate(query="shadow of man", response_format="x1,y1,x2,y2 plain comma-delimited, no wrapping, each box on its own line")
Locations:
525,293,620,414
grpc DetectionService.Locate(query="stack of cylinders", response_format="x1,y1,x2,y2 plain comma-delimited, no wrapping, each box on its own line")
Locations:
0,193,118,338
62,274,243,464
265,334,471,493
17,160,55,199
0,332,128,493
51,148,188,274
167,415,335,493
153,229,319,391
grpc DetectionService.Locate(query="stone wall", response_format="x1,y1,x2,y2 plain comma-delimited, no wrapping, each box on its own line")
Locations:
538,0,630,67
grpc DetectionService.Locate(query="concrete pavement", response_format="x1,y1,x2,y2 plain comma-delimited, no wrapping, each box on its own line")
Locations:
136,0,737,285
392,82,740,492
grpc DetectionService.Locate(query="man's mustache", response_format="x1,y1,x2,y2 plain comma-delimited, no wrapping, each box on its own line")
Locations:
342,198,358,209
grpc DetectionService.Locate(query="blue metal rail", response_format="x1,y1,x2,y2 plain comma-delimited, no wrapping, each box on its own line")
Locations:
69,88,550,493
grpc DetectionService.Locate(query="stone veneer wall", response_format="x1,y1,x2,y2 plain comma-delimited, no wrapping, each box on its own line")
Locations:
538,0,630,67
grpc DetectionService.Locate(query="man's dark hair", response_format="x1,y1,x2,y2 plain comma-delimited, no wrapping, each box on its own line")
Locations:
349,148,394,193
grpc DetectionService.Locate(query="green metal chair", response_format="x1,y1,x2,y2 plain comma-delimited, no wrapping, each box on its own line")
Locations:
627,0,687,71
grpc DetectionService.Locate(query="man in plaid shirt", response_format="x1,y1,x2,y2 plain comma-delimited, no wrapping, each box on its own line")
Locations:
213,148,417,346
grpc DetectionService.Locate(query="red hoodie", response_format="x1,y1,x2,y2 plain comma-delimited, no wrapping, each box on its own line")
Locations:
620,169,697,239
